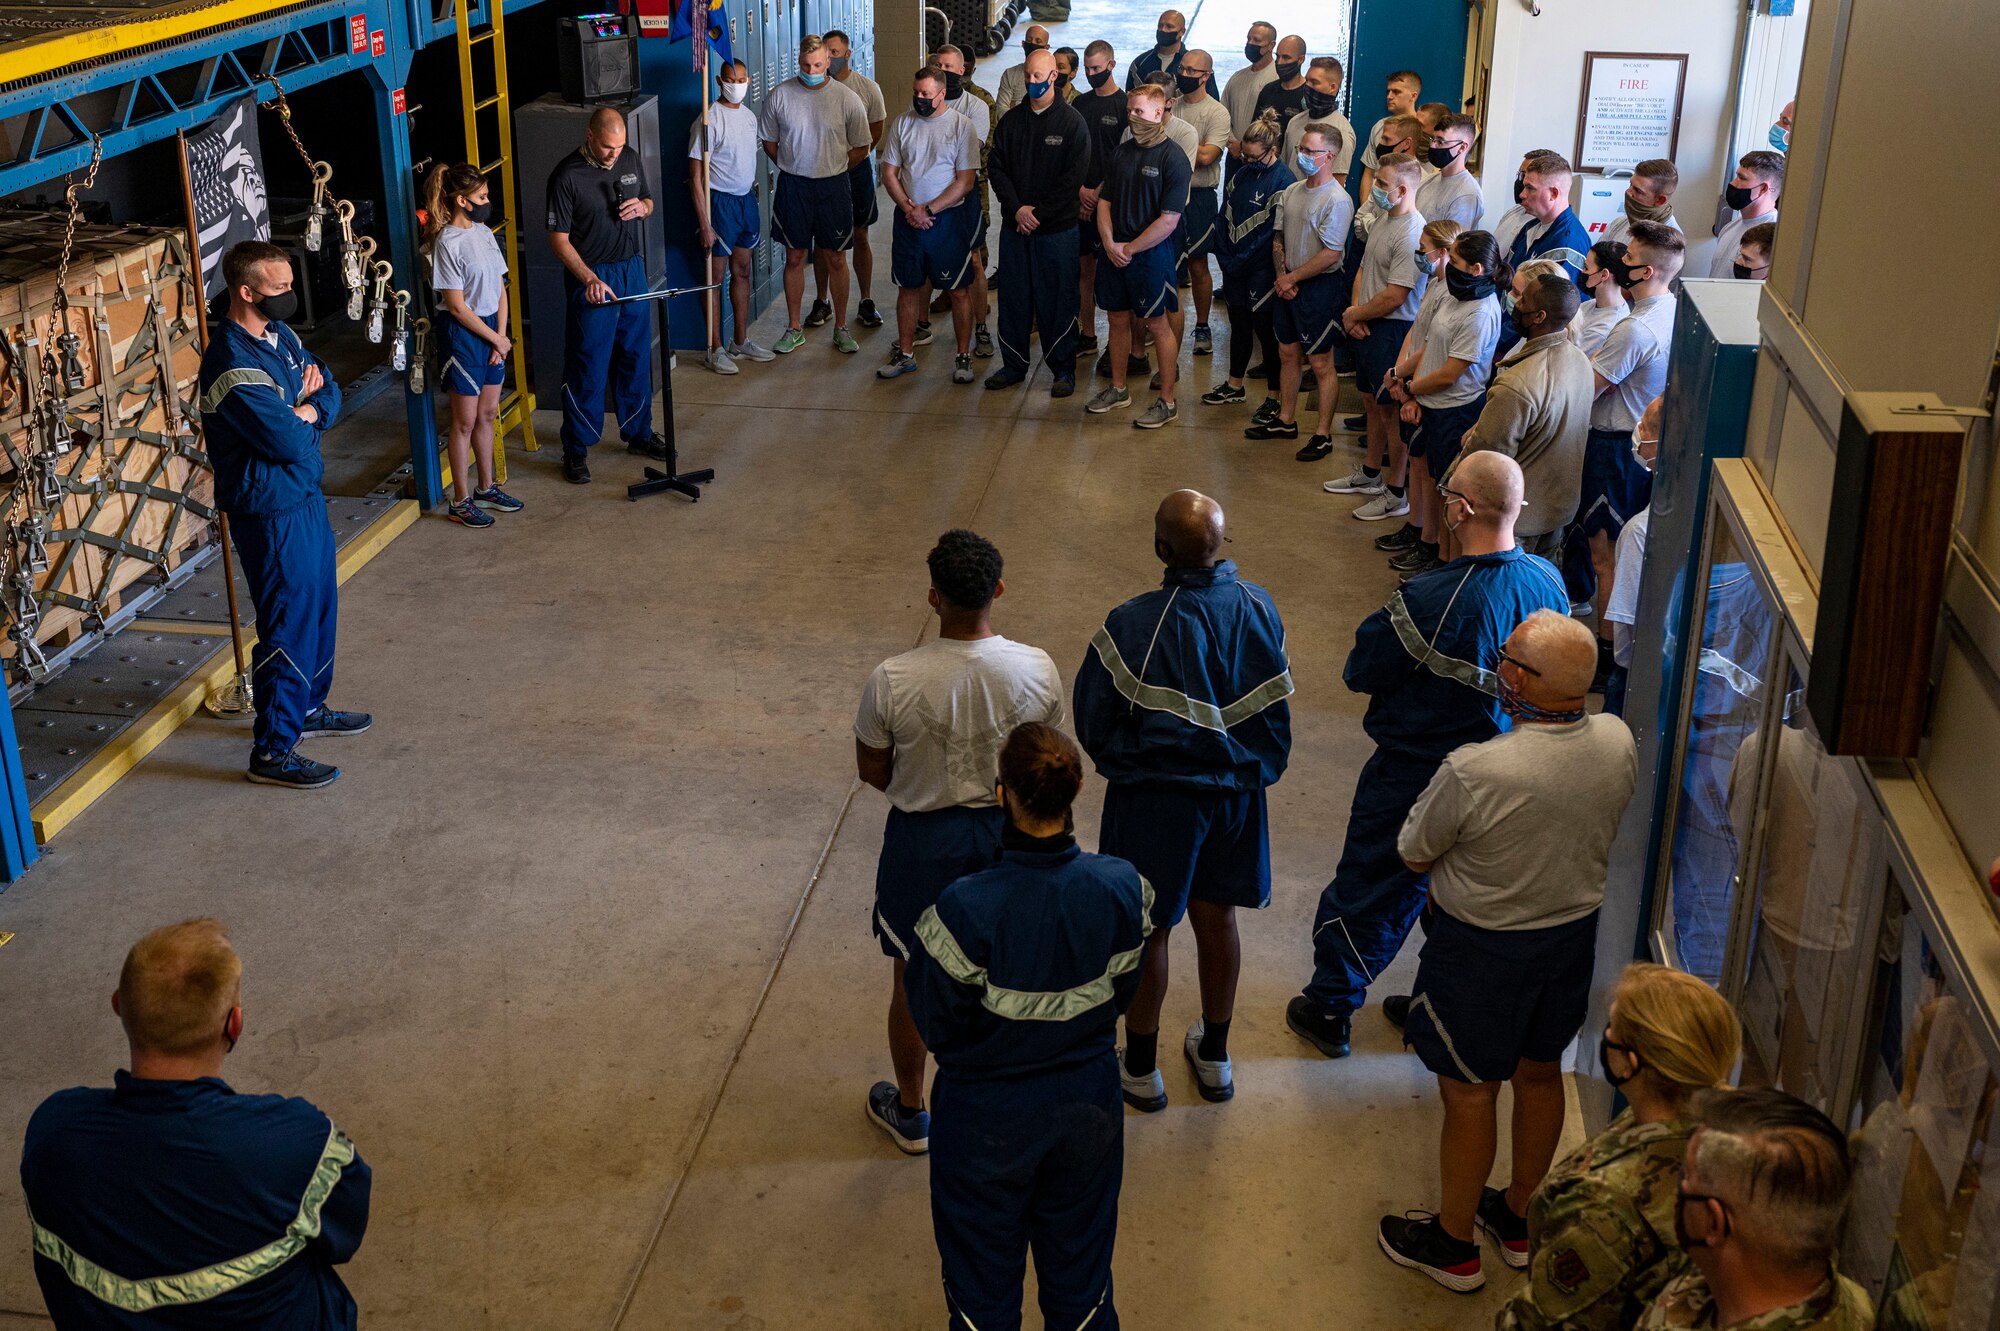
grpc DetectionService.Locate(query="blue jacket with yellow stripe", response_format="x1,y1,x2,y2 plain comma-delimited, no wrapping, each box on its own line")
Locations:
1074,561,1294,793
907,839,1152,1081
197,317,340,516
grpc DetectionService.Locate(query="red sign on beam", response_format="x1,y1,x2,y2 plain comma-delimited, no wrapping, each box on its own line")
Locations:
391,88,407,115
349,14,368,52
370,29,385,56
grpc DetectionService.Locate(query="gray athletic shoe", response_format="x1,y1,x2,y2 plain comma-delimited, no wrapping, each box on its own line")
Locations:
1352,490,1412,521
1133,397,1179,430
877,348,918,379
1086,385,1132,414
730,339,776,363
1323,467,1386,495
952,353,975,383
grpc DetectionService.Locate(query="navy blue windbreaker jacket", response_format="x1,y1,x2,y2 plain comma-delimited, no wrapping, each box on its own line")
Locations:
1215,158,1292,291
197,317,341,515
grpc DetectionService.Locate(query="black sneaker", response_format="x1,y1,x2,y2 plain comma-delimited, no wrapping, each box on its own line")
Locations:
1390,543,1440,572
1244,419,1299,440
856,298,883,328
1077,333,1100,353
1286,996,1351,1058
984,367,1026,391
1294,434,1334,462
1127,353,1150,376
1374,522,1422,552
1382,994,1412,1027
804,298,833,328
300,707,373,740
912,320,935,347
1397,555,1447,582
1249,397,1282,427
1300,368,1318,394
562,454,591,484
1095,350,1112,377
1591,636,1615,694
1050,375,1076,399
1245,361,1270,379
1201,383,1246,405
626,435,669,461
1343,414,1367,431
1379,1212,1485,1292
246,748,339,790
1476,1187,1530,1269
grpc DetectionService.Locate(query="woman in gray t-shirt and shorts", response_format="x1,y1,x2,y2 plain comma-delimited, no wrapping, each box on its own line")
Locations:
425,163,523,527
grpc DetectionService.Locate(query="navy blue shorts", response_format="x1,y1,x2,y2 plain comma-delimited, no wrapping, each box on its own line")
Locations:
1217,263,1273,310
438,311,507,397
1405,907,1600,1083
1576,428,1654,539
1272,272,1341,355
1407,397,1486,471
1098,784,1270,928
772,170,852,253
844,157,879,248
873,805,1006,960
707,189,760,256
1094,240,1179,317
891,203,979,291
1180,188,1219,260
1352,316,1411,395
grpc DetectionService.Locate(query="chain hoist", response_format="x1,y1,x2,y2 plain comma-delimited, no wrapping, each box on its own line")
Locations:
390,290,411,371
407,317,430,394
365,259,393,343
303,159,333,252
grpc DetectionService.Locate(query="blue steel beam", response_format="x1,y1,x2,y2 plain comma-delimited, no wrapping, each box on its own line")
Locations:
373,0,444,506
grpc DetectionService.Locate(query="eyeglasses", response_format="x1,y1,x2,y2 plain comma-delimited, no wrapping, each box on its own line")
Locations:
1435,482,1466,503
1497,649,1542,678
1676,1188,1732,1237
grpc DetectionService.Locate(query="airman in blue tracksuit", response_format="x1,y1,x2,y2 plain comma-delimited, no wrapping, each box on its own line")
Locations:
198,243,371,790
907,722,1151,1331
1073,491,1292,1111
1288,453,1569,1056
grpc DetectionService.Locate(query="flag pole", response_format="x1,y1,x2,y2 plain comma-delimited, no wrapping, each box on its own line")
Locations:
700,32,717,358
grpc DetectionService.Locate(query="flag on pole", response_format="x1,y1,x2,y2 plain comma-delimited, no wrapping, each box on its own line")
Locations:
182,97,271,301
668,0,731,66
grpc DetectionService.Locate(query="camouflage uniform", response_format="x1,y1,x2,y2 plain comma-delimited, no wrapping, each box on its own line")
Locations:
1635,1269,1875,1329
1495,1110,1695,1331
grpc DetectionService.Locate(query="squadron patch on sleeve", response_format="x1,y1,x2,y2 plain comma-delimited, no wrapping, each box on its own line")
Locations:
1550,1247,1591,1294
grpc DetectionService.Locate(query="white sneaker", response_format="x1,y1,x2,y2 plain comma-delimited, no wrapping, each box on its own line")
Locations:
1352,490,1412,521
1570,599,1595,618
1184,1019,1234,1102
1118,1051,1167,1113
730,340,776,363
1323,467,1386,495
704,347,739,375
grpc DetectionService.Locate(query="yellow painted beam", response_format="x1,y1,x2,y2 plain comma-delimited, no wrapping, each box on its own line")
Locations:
0,0,307,87
35,499,419,841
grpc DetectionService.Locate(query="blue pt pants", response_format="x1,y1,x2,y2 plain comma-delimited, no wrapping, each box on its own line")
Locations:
1303,746,1445,1014
559,253,652,458
230,498,337,757
931,1056,1123,1331
997,226,1080,378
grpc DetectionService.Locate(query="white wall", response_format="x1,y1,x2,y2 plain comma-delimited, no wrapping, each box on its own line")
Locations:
1478,0,1745,274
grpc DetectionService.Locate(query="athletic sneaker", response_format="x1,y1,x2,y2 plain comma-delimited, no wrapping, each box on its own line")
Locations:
703,347,739,375
447,498,494,528
1095,351,1112,377
1244,419,1298,440
1183,1019,1234,1102
1323,467,1386,495
1476,1187,1531,1269
473,486,523,512
1133,398,1178,429
1119,1053,1168,1113
299,707,373,739
1374,522,1422,552
1086,385,1132,414
1050,376,1075,399
1077,333,1099,353
1285,996,1351,1059
984,367,1025,390
1343,413,1367,431
864,1081,930,1155
952,353,975,383
730,339,776,363
1382,994,1413,1027
877,348,918,379
1192,324,1213,355
246,748,338,789
1379,1212,1485,1292
831,327,859,354
1250,396,1283,427
1300,367,1319,395
1570,599,1595,618
562,454,590,484
1398,555,1447,581
974,324,994,358
1390,543,1440,572
1148,369,1162,391
856,297,883,328
1294,435,1334,462
803,298,833,328
912,320,935,347
1127,353,1151,376
1201,382,1246,405
1353,490,1413,521
773,328,806,354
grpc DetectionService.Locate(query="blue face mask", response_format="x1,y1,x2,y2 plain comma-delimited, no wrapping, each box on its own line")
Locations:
1026,78,1052,100
1296,150,1322,176
1768,123,1789,152
801,71,828,87
1370,185,1392,210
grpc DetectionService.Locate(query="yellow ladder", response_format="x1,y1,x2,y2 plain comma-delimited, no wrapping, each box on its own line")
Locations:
454,0,537,463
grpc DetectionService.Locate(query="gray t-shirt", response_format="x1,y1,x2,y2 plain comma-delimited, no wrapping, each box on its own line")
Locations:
1409,286,1502,407
1399,714,1638,930
1275,179,1352,270
1222,64,1277,141
1590,292,1677,431
1709,209,1777,278
854,635,1067,813
1492,204,1533,257
429,222,508,318
1601,210,1681,253
944,91,989,143
686,100,760,197
838,70,887,132
1172,95,1233,189
1355,208,1426,321
880,107,981,209
1573,298,1628,356
758,77,871,179
1283,109,1356,180
1416,170,1483,231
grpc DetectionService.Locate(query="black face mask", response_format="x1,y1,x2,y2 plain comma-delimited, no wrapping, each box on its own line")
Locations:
1599,1032,1642,1087
1511,174,1526,203
1244,41,1267,63
1274,58,1301,82
1724,182,1755,211
1608,252,1648,289
1056,72,1070,90
1732,262,1760,280
942,70,963,99
1427,143,1458,169
1155,28,1179,50
1176,72,1204,95
1444,266,1495,302
1303,89,1337,118
1375,139,1400,158
250,288,299,323
464,200,494,225
1087,65,1114,90
1511,306,1542,340
913,93,936,116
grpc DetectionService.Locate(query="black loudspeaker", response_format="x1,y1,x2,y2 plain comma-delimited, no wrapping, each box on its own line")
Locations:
558,13,639,105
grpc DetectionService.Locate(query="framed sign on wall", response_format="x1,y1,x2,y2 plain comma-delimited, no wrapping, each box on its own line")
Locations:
1575,52,1688,174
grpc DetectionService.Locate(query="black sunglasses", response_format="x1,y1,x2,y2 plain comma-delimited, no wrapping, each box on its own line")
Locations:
1497,648,1542,678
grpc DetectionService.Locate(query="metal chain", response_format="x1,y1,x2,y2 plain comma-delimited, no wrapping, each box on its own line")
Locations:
257,74,319,178
43,133,104,342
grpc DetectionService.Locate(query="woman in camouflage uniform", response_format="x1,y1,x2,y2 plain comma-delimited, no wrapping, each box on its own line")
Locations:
1496,963,1742,1331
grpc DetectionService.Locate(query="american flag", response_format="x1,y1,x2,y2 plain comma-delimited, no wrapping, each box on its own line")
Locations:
181,98,271,301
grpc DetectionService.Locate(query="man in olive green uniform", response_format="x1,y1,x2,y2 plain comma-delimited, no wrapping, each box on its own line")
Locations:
1635,1088,1874,1331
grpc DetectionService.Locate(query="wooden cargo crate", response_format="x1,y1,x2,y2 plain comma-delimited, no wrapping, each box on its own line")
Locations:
0,216,214,677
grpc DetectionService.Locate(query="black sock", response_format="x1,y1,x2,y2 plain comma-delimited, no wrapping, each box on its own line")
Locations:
1388,484,1406,498
1362,464,1381,478
1198,1018,1231,1061
1419,540,1439,555
899,1096,924,1117
1125,1031,1158,1076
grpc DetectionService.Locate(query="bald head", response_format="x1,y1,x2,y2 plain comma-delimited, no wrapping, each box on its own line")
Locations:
1507,610,1598,704
1025,48,1057,87
1453,451,1525,520
585,106,627,167
1025,23,1050,48
1154,490,1226,567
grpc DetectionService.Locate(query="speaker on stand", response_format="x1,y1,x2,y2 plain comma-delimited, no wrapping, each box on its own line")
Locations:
558,13,640,105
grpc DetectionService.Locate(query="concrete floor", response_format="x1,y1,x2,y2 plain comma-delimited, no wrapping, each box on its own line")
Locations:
0,7,1579,1327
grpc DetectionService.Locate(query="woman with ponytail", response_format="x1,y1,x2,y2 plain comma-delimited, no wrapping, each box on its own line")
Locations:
1494,963,1743,1331
1202,108,1290,423
903,721,1152,1330
424,162,521,527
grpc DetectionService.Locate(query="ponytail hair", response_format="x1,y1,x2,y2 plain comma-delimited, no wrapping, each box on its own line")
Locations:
1419,218,1464,254
997,722,1084,822
1450,228,1510,292
1241,107,1284,157
1611,962,1742,1107
422,162,487,250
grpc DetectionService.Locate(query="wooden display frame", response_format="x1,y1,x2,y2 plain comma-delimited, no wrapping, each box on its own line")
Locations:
1574,51,1687,175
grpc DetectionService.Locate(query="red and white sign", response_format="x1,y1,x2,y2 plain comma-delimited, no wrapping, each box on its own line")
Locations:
391,88,407,115
370,29,385,57
349,14,368,52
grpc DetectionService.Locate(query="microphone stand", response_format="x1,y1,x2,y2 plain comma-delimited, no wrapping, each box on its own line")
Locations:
599,281,720,502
